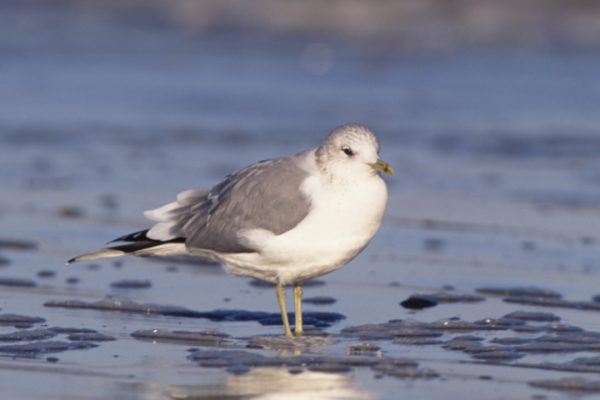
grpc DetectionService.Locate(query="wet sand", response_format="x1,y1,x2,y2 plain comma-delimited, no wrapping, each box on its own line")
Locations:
2,6,600,400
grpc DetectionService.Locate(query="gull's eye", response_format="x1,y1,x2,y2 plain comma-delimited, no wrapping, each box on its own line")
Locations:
342,146,354,156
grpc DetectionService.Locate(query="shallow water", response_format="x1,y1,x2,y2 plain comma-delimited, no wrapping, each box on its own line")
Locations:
2,6,600,400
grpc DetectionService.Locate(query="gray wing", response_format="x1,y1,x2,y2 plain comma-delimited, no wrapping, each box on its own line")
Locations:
145,154,312,253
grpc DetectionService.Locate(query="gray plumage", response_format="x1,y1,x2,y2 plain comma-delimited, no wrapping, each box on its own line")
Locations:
146,153,312,254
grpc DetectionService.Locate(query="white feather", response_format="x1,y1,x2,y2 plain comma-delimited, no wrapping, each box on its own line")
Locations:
144,189,208,240
143,201,180,222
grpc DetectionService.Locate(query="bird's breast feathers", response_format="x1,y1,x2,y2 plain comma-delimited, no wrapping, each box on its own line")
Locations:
238,172,388,268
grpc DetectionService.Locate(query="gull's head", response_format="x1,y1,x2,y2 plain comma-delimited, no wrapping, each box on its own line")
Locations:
316,124,394,178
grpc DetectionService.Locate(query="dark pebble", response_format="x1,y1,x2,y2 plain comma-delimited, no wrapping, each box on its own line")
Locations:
37,270,56,279
288,367,304,374
46,357,59,363
521,241,536,250
66,277,80,284
303,296,337,305
401,291,485,309
401,296,437,310
110,279,152,289
57,206,84,219
13,323,34,329
0,277,37,287
422,238,445,252
226,364,251,375
452,335,484,342
0,239,38,251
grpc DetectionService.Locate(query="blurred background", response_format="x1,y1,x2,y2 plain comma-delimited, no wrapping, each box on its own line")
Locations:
3,0,600,143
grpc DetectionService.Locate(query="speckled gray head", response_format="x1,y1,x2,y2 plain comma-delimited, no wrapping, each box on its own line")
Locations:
316,124,394,176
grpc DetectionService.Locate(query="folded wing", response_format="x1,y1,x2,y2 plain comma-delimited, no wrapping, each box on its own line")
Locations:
144,155,312,254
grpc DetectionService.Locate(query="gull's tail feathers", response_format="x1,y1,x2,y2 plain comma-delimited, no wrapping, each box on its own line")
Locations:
67,229,188,264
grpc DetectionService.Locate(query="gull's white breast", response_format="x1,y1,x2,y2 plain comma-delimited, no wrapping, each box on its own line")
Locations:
222,170,388,284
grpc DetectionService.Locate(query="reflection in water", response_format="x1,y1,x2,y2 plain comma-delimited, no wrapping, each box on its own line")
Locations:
135,367,370,400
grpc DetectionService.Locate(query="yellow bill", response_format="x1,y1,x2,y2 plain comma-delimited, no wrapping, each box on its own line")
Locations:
370,159,394,175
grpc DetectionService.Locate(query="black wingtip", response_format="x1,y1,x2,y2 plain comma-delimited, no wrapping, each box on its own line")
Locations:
66,257,78,265
108,229,150,244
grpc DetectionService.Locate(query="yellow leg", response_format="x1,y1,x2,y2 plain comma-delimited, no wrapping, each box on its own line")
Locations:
294,283,303,336
276,283,293,337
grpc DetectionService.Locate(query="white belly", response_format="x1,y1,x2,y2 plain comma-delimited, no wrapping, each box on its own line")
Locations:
220,173,388,284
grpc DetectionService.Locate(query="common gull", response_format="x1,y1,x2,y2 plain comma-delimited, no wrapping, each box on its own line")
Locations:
69,124,393,336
